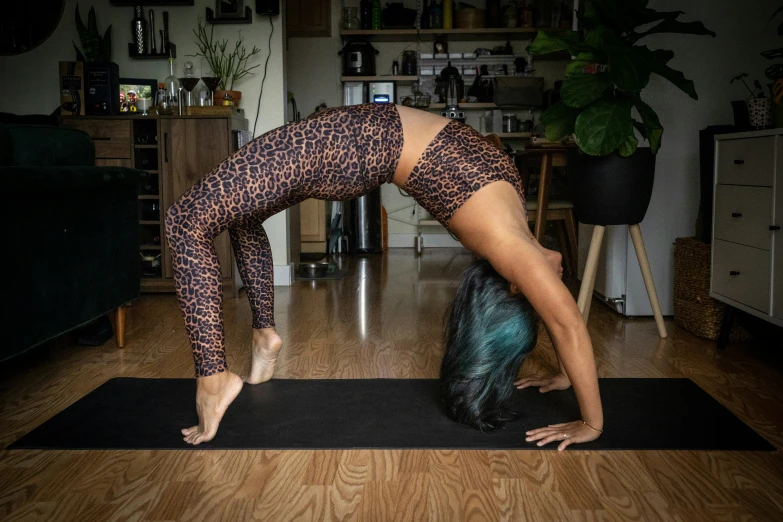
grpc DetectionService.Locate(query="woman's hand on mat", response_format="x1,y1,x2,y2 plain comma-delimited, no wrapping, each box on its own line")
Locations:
525,420,600,451
514,373,571,393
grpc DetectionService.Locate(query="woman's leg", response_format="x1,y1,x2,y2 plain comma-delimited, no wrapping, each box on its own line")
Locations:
228,215,283,384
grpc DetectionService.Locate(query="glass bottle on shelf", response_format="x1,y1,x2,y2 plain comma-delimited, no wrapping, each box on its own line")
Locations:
155,82,174,115
360,0,372,29
179,60,200,107
371,0,381,30
163,58,180,112
429,0,442,29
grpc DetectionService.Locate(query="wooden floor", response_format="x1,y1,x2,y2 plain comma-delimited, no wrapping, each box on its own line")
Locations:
2,249,783,521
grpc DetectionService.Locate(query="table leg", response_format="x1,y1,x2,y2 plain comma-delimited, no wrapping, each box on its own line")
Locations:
533,152,553,241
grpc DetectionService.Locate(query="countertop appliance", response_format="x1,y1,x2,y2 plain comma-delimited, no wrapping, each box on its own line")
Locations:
369,81,394,104
340,41,378,76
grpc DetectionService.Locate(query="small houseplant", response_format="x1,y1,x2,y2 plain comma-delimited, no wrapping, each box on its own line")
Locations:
192,17,261,107
72,3,112,62
529,0,714,225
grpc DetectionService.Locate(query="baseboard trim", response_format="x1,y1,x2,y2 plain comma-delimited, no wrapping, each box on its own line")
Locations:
388,233,463,249
274,262,295,286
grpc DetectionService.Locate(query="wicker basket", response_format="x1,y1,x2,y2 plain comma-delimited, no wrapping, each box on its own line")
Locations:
673,237,748,340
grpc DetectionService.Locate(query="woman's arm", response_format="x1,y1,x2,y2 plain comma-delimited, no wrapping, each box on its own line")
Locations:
484,235,603,450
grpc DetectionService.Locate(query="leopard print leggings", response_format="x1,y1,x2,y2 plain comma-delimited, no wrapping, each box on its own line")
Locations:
165,103,526,377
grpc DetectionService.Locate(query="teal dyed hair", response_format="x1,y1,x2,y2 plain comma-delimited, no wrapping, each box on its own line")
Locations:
440,259,539,431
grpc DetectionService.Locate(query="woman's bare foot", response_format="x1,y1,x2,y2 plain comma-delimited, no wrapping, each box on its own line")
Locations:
245,328,283,384
181,371,243,445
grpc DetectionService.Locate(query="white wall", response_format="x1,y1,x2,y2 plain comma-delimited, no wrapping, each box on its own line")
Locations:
0,0,294,282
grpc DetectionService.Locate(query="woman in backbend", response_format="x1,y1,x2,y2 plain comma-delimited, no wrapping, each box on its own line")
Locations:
165,103,603,449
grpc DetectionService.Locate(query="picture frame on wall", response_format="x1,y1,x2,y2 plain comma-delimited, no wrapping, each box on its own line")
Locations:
215,0,245,18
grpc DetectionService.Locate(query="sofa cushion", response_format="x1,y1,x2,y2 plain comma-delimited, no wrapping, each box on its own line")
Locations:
0,124,95,167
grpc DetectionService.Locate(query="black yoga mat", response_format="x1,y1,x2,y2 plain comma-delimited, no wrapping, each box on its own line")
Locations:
8,378,774,451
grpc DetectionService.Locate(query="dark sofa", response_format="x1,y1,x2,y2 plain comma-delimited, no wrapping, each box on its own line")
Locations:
1,124,147,361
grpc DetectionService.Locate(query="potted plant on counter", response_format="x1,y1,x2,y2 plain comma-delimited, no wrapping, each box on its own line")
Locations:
192,17,262,107
529,0,715,225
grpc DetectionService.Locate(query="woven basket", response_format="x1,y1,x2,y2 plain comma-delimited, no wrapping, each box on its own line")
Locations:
673,237,748,340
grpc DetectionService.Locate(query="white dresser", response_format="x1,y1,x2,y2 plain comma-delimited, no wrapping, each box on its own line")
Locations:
712,130,782,328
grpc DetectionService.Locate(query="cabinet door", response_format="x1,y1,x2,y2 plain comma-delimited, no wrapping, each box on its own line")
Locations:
774,138,783,320
287,0,331,37
161,118,233,280
300,198,326,242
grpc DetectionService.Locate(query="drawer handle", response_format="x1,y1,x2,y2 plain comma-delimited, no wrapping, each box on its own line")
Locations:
731,212,742,218
733,159,744,165
771,225,782,231
729,270,741,276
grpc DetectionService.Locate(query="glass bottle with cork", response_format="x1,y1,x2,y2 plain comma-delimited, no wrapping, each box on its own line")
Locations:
163,58,181,113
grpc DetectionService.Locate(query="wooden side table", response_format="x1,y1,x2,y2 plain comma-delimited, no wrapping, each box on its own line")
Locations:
521,147,574,240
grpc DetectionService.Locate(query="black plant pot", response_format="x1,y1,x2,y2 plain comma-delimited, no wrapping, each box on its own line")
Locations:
567,148,656,226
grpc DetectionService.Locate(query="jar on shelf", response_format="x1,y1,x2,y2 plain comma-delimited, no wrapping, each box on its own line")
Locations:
341,7,361,30
401,50,418,75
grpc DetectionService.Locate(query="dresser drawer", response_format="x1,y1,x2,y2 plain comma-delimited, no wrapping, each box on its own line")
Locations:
62,119,131,159
716,137,774,186
712,240,771,313
714,185,773,250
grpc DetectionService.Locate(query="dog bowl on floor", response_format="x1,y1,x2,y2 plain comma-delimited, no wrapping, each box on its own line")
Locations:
298,263,330,278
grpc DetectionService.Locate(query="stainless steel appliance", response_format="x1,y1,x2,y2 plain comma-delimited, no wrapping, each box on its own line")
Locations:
340,41,378,76
368,81,394,104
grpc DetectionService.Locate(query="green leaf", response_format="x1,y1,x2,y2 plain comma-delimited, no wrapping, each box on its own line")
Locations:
633,120,648,139
102,25,112,62
618,134,639,157
585,26,623,50
540,102,580,141
561,72,612,108
651,62,698,99
574,99,634,156
565,52,602,77
628,9,684,30
607,46,651,92
529,31,571,55
635,19,716,39
632,97,663,154
73,41,86,62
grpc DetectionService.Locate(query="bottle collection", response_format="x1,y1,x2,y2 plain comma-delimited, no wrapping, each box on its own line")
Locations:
130,6,170,57
351,1,574,31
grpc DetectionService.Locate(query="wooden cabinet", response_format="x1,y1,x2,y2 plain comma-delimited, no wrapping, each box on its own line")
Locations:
287,0,331,37
61,114,248,293
300,198,327,253
712,130,783,327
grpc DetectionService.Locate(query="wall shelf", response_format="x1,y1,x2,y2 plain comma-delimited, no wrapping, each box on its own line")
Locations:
482,132,532,139
341,75,418,83
128,43,176,59
206,6,253,24
428,103,537,110
340,28,539,42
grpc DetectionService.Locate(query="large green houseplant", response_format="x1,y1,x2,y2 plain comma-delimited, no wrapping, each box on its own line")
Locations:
529,0,715,225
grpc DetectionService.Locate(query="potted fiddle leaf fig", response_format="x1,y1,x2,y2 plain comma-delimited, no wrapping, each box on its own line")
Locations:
529,0,715,225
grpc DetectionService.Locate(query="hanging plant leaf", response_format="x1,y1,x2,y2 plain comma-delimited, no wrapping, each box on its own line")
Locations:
651,49,674,65
766,64,783,81
633,97,663,154
103,26,112,62
565,52,603,77
73,41,86,62
608,46,651,92
618,134,639,157
633,121,648,139
561,72,612,108
540,102,580,141
651,62,698,99
635,19,716,39
574,99,634,156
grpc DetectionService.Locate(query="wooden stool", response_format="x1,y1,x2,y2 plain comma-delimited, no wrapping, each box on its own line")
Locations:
577,224,668,338
526,199,578,276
